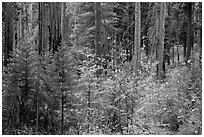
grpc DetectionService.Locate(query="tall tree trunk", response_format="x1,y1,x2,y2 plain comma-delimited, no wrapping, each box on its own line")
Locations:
38,2,43,55
61,2,65,45
36,3,42,133
95,2,102,58
19,3,22,39
56,3,61,49
191,3,196,61
61,75,64,135
186,2,192,64
112,32,117,71
17,6,21,49
13,22,16,52
51,2,61,53
87,80,91,133
42,2,46,52
61,2,65,135
155,3,160,75
172,44,174,63
131,97,134,128
118,100,123,135
126,3,133,62
28,3,33,33
177,20,180,63
21,4,25,38
49,3,52,51
74,4,77,46
125,99,129,132
133,2,141,75
65,3,71,46
48,2,61,53
3,2,13,66
199,2,202,66
183,39,186,58
52,2,57,52
24,3,28,36
158,2,165,79
199,27,202,68
36,84,39,134
177,45,179,63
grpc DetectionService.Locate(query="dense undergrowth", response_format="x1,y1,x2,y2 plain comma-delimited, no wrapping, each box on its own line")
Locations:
132,62,202,135
2,44,202,135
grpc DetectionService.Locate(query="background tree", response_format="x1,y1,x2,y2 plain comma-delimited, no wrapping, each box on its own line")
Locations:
95,2,102,58
185,2,192,64
158,2,165,79
3,2,15,66
60,3,65,134
133,2,141,74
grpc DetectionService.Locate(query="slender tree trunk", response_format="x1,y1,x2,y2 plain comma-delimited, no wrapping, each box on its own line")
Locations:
12,22,16,52
54,2,58,52
49,3,52,51
19,3,22,39
191,3,196,60
133,2,141,75
38,2,43,55
183,40,186,58
155,3,159,75
112,32,117,71
95,2,102,57
61,2,65,45
61,3,65,135
17,7,21,48
36,85,39,134
28,3,33,33
3,2,13,66
87,80,91,133
186,2,192,64
177,44,179,63
61,79,64,135
125,99,129,133
22,4,25,38
42,2,46,52
158,2,165,79
118,99,123,135
36,2,42,133
24,4,28,36
127,3,133,62
199,27,202,67
57,3,61,49
172,44,174,63
52,2,56,52
131,97,134,128
177,20,180,63
74,4,77,46
199,2,202,66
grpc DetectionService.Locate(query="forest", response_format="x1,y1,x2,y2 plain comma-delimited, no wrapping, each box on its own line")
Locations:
2,2,202,135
